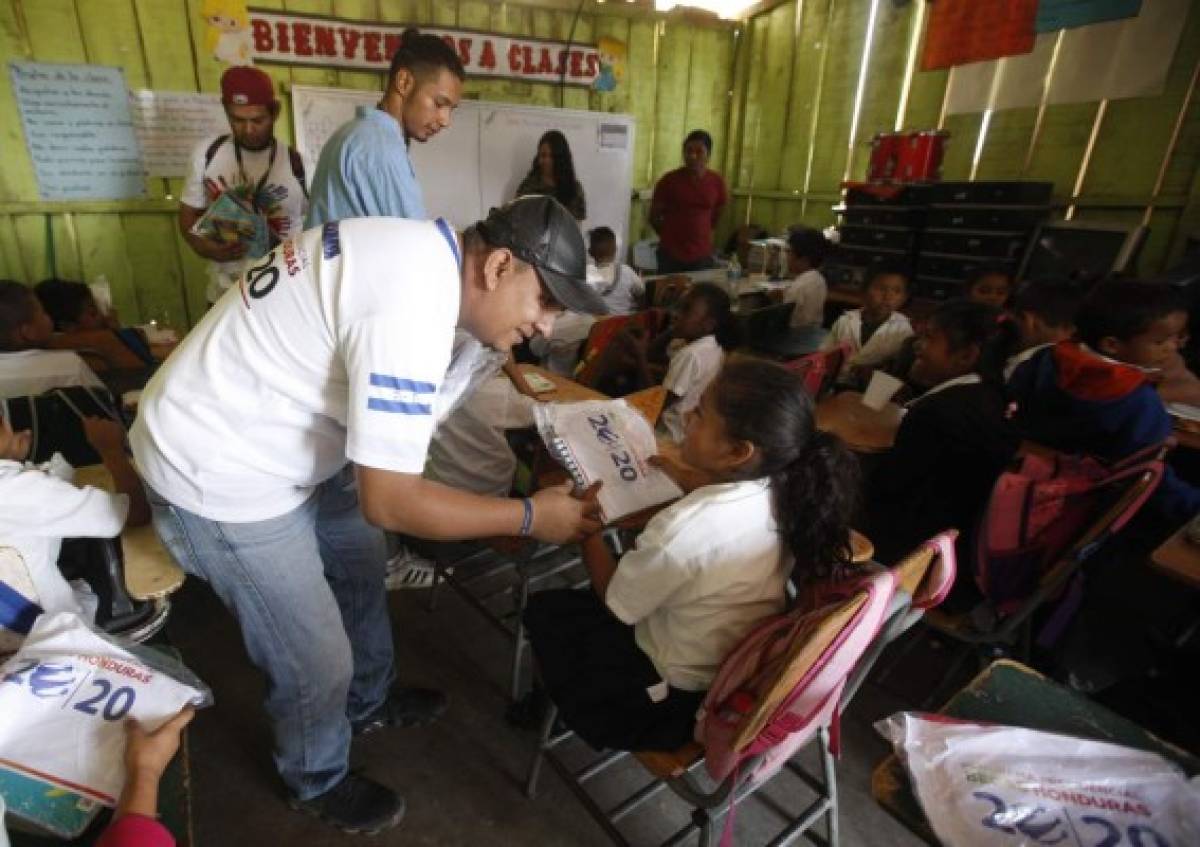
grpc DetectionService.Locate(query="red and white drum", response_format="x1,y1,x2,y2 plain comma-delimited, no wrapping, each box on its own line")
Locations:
897,131,949,183
867,132,904,182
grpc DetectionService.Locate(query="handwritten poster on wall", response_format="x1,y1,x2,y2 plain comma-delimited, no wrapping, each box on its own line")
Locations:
921,0,1039,71
9,62,145,200
131,90,228,177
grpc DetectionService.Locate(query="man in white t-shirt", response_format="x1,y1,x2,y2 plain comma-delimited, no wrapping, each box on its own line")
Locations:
130,196,606,835
179,66,308,304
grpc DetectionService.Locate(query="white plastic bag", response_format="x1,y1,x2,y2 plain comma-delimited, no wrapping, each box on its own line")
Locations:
0,612,211,806
877,711,1200,847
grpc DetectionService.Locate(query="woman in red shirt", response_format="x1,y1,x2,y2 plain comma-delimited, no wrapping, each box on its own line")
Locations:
650,130,728,274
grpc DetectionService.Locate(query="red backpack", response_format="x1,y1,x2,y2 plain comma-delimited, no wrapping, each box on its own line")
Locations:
973,444,1165,615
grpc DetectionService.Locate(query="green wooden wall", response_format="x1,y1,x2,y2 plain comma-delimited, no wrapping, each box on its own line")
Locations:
4,0,1198,330
729,0,1200,277
0,0,735,327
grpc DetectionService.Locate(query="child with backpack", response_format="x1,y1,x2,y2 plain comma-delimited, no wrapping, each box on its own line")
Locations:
518,359,859,752
863,300,1018,603
1008,280,1199,524
1004,278,1083,382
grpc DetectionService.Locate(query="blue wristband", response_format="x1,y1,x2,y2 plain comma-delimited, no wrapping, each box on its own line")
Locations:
519,497,533,537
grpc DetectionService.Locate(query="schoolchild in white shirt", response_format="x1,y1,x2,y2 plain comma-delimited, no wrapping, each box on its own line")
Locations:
0,281,105,399
823,265,913,387
588,226,645,316
517,359,859,751
0,413,148,629
659,283,737,443
779,227,830,329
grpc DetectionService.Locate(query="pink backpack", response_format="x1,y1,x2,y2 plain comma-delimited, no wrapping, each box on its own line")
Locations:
695,568,894,786
973,444,1164,615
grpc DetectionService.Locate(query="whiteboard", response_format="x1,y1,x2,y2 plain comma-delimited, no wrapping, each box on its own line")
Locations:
291,85,635,246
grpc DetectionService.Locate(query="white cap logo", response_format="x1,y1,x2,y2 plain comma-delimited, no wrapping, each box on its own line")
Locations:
231,93,249,105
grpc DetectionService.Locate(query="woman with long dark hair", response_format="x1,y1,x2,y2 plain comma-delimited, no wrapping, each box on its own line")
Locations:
515,130,587,221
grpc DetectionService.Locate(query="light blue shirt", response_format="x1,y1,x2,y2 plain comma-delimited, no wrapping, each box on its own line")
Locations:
305,106,426,227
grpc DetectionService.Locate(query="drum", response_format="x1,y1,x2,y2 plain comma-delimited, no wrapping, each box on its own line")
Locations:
867,132,904,182
897,131,949,183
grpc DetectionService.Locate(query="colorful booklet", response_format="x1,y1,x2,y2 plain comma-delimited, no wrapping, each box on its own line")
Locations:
534,399,683,523
190,191,271,259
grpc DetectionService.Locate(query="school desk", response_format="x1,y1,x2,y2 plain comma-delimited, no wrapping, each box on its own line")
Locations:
72,465,185,601
1151,521,1200,589
870,659,1199,845
516,364,608,404
815,391,904,453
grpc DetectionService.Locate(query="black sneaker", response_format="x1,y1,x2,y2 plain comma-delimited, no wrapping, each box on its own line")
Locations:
352,687,448,737
289,772,405,835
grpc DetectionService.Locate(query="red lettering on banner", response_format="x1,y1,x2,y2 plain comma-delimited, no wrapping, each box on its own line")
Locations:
522,45,533,73
570,50,584,77
586,53,599,77
383,33,402,61
338,27,361,60
537,47,553,74
275,21,290,52
294,23,313,56
441,35,456,53
508,43,522,72
252,20,273,51
556,49,568,75
480,39,497,69
457,38,472,67
364,31,382,62
314,25,336,57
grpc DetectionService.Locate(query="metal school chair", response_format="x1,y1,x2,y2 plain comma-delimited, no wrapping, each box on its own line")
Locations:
523,533,957,847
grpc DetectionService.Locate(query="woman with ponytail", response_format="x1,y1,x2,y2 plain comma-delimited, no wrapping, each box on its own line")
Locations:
863,299,1019,604
515,359,860,752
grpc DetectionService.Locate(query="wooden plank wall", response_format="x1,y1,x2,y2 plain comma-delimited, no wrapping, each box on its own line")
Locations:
731,0,1200,277
0,0,735,327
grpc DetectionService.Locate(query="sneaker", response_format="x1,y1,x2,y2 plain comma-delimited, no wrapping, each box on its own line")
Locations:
384,548,440,591
289,772,405,835
353,687,448,737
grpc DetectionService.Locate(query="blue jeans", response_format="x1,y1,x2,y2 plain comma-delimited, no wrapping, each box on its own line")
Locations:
146,466,395,799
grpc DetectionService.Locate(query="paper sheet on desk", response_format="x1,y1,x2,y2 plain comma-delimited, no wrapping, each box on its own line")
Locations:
535,400,683,523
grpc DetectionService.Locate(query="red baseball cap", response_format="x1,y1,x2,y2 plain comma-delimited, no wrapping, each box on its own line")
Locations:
221,66,276,107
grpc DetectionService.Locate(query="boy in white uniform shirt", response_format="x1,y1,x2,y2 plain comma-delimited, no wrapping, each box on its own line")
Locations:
0,413,148,629
779,227,830,329
130,197,606,835
823,265,913,387
659,284,735,443
588,227,644,316
0,282,106,399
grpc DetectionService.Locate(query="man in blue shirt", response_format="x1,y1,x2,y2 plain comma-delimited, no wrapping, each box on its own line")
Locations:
306,29,464,226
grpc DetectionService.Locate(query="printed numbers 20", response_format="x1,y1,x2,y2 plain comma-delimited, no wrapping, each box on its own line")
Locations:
73,678,136,721
245,252,279,299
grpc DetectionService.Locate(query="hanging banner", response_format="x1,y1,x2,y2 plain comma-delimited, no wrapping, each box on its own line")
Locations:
920,0,1039,71
246,8,601,87
1036,0,1143,33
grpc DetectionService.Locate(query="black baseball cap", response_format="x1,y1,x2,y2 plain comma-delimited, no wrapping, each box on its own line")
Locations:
477,195,608,315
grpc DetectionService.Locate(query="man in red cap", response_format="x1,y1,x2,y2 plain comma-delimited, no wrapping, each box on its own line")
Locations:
179,66,308,305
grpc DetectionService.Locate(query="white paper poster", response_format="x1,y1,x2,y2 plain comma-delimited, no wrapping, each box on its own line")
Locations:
130,90,228,178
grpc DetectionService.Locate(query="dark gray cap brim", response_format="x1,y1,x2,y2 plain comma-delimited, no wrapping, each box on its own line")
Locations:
537,265,610,315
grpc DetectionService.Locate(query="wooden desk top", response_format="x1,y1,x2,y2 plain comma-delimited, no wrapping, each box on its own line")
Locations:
73,465,186,601
516,364,608,404
1151,521,1200,589
815,391,904,453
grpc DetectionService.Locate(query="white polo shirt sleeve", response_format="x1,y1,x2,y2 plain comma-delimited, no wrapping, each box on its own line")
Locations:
342,315,453,474
0,461,128,539
605,529,693,625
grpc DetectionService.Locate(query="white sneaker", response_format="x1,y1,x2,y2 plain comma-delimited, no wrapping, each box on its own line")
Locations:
384,549,440,591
